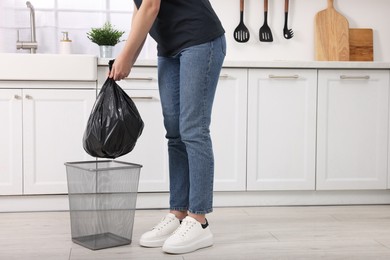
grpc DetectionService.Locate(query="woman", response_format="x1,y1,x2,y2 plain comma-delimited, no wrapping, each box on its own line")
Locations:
109,0,226,254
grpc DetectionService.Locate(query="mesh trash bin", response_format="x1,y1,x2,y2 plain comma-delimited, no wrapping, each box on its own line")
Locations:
64,160,142,250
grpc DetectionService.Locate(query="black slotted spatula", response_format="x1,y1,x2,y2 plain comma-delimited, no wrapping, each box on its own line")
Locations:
234,0,250,43
259,0,273,42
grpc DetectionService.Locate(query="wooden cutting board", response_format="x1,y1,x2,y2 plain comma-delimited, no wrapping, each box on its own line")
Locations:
315,0,350,61
349,28,373,61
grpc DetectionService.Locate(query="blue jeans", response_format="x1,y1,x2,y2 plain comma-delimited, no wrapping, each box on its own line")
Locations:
158,35,226,215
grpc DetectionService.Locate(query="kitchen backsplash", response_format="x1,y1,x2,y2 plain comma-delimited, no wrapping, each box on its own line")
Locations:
1,0,390,62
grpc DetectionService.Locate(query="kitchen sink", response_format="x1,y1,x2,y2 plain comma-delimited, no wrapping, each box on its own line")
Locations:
0,53,97,81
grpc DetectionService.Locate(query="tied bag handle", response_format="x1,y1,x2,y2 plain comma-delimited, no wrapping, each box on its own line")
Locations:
108,59,115,75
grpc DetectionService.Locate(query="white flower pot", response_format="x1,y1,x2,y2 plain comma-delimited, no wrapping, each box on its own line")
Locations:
99,45,113,58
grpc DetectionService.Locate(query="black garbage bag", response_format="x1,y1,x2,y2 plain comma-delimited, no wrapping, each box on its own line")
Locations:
83,60,144,158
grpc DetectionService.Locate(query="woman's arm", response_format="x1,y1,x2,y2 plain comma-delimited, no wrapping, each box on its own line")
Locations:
109,0,160,80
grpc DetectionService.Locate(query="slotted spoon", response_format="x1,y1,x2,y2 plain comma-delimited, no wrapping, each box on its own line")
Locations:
259,0,273,42
234,0,250,43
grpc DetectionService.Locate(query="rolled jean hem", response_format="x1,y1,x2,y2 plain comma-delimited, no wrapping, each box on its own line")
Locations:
170,207,188,212
188,209,213,215
169,208,213,215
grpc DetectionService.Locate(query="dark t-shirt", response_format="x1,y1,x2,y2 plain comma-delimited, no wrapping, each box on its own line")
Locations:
133,0,225,57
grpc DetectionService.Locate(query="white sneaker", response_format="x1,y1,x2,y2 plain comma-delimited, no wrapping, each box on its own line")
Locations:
162,216,213,254
139,213,181,247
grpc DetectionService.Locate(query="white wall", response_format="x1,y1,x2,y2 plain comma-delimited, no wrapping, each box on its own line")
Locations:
211,0,390,61
1,0,390,62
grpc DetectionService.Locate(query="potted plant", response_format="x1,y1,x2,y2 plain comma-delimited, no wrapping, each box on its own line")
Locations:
87,22,125,58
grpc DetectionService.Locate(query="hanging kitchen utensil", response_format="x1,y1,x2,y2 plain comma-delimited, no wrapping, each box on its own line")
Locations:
315,0,349,61
259,0,273,42
234,0,250,43
283,0,293,39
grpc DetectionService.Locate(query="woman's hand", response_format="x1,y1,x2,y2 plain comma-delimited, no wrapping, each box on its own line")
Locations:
109,54,132,81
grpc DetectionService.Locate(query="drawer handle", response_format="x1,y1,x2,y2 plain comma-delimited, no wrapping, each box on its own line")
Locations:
14,95,22,100
340,75,370,80
269,74,300,79
25,94,33,99
219,74,229,78
124,77,154,81
131,96,154,100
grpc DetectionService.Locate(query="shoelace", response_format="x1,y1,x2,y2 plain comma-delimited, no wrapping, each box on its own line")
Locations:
172,218,197,237
153,215,174,231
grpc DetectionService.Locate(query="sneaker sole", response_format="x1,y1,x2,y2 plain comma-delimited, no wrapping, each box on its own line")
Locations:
162,234,213,254
140,236,169,248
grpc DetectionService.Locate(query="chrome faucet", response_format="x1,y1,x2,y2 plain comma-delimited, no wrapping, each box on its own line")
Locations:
16,1,38,53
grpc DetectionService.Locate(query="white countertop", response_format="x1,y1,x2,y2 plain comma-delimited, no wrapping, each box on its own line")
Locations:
98,58,390,69
1,54,389,81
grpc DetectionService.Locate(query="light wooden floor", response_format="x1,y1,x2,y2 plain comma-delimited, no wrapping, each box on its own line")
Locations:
1,205,390,259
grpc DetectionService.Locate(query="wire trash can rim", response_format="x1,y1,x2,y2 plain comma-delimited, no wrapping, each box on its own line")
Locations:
64,160,142,172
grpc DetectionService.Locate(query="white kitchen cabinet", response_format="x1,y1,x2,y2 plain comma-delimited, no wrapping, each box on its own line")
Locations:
23,87,96,194
0,89,23,195
247,69,317,190
121,89,169,192
97,67,248,192
317,70,390,190
211,69,247,191
0,82,96,195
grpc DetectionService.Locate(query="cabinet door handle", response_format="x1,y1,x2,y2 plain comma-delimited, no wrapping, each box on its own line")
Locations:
219,74,229,79
25,94,33,99
340,75,370,80
124,77,154,81
130,96,155,100
14,95,22,100
268,74,300,79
